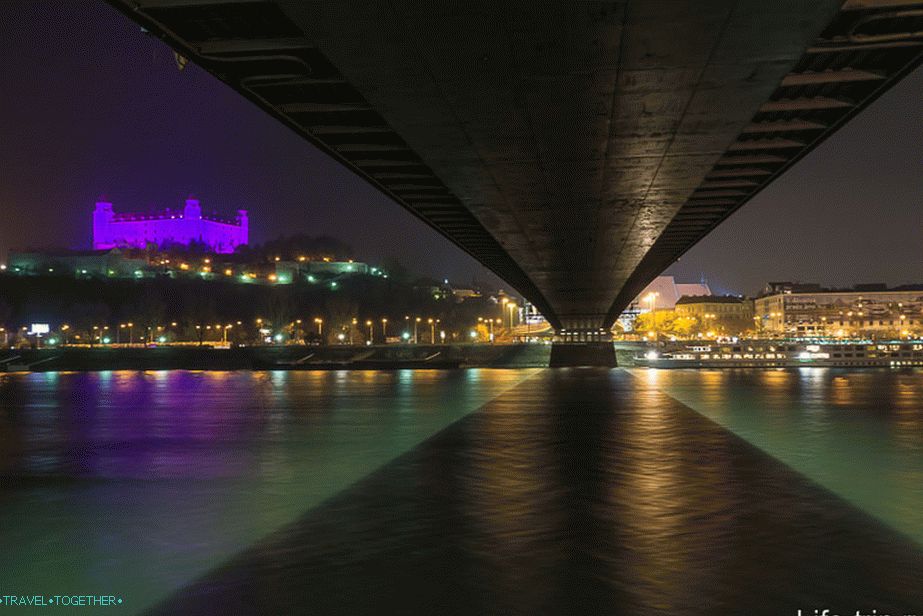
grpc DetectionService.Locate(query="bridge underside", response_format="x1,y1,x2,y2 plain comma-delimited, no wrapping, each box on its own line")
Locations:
110,0,923,331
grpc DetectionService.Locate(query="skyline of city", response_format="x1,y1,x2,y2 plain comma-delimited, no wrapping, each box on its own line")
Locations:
1,1,921,299
5,4,923,614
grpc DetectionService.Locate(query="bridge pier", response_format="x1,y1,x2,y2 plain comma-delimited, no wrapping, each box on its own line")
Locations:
549,342,617,367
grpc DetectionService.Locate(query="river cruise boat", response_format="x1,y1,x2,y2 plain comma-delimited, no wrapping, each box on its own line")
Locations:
633,341,923,368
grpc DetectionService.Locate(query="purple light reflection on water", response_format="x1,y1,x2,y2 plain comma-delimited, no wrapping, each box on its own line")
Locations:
0,368,538,615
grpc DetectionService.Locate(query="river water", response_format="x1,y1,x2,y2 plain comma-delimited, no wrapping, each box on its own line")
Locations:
1,367,922,614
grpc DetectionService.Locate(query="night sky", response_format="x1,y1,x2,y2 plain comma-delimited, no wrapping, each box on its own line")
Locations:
1,1,921,296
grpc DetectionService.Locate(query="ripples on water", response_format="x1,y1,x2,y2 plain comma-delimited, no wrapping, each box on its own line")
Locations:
637,367,923,542
0,369,535,613
2,367,923,615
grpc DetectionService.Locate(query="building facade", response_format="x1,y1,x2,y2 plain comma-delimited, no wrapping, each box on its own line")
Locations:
8,248,149,278
632,276,712,312
274,259,369,283
93,198,248,254
755,283,923,337
674,295,755,334
675,295,754,319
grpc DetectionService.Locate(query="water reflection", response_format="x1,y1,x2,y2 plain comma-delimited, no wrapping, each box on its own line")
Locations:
4,367,923,614
632,367,923,544
0,369,535,615
144,368,923,615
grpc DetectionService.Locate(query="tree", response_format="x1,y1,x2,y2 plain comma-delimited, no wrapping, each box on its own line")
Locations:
0,299,12,328
324,295,358,343
132,286,167,343
69,301,111,346
260,287,295,337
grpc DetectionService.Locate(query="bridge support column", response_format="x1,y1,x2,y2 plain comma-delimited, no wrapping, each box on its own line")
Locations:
549,342,617,367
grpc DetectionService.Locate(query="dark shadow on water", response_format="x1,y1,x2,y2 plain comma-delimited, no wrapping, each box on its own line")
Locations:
145,369,923,615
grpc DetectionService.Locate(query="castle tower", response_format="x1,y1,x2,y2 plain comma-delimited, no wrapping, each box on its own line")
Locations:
236,209,249,246
183,197,202,219
93,200,115,249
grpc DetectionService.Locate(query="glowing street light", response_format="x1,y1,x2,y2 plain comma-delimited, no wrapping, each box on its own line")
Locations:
366,320,373,343
314,318,323,337
507,302,517,329
644,292,659,340
381,317,388,340
414,317,421,344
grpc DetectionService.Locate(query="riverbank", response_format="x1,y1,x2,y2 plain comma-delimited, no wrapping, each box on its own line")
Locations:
0,344,552,371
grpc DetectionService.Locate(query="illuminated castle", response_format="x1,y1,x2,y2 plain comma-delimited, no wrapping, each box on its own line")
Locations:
92,197,248,254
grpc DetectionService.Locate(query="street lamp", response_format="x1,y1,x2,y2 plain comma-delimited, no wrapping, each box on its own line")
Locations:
507,302,517,330
644,292,659,340
366,320,373,343
314,317,323,338
381,318,388,341
223,324,232,344
414,317,421,344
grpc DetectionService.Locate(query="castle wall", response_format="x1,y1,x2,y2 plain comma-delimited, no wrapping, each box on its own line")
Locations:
92,200,248,253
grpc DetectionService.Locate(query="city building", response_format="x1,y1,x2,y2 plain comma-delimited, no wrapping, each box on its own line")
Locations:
755,282,923,337
632,276,712,312
274,259,370,283
675,295,754,331
7,248,150,278
93,198,248,254
450,287,481,302
615,276,713,333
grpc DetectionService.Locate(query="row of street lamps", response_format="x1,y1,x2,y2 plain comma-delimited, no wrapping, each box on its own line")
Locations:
2,295,527,348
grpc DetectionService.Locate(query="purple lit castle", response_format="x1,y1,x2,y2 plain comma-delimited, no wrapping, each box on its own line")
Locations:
93,197,248,253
